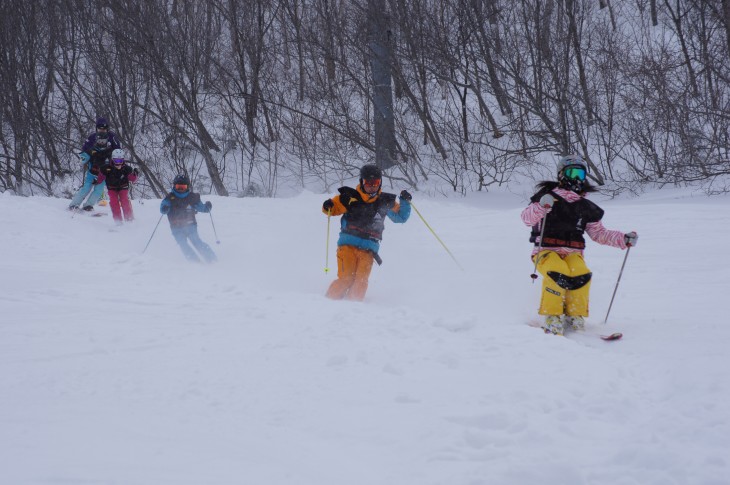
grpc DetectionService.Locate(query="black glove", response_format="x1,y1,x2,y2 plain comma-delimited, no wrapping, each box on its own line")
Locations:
205,201,212,212
624,231,638,247
400,190,412,202
91,176,100,185
132,168,139,176
323,199,335,211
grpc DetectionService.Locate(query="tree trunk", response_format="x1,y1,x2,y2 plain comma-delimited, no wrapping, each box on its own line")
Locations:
368,0,396,170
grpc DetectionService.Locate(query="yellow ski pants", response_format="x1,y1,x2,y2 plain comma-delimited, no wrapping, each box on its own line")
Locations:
534,250,591,317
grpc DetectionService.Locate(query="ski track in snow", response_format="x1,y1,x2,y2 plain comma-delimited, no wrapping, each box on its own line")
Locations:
0,189,729,485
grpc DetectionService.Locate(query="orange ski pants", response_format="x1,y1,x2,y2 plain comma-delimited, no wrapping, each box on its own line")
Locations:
326,245,375,301
534,250,592,317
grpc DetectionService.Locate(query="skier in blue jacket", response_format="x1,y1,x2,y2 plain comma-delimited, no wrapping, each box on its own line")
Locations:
68,117,121,211
160,175,217,263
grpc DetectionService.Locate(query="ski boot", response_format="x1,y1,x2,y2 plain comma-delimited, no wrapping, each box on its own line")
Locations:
82,205,94,211
564,315,585,331
68,205,79,211
542,315,564,336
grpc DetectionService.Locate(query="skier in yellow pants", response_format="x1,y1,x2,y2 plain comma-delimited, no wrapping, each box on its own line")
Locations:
522,155,638,335
534,251,591,318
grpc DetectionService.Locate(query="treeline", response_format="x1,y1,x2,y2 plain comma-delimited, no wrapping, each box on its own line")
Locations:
1,0,728,198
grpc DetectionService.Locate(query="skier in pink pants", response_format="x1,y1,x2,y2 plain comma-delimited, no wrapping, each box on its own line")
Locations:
98,149,139,223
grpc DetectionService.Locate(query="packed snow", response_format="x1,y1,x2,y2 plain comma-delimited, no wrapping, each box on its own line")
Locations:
1,185,728,485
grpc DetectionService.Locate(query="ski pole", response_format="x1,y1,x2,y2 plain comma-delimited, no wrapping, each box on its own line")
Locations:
604,246,631,324
209,212,220,244
530,212,549,282
410,202,463,271
142,214,164,254
324,209,331,273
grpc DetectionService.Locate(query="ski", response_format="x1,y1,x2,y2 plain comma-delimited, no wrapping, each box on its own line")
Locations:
70,208,107,217
528,321,623,341
547,328,623,341
600,332,623,341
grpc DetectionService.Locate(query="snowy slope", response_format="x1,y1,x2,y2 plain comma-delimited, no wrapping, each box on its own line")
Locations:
1,188,729,485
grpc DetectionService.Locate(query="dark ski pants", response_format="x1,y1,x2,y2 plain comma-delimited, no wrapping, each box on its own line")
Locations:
171,224,217,263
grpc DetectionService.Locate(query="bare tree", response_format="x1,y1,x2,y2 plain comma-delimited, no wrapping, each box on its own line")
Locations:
2,0,729,197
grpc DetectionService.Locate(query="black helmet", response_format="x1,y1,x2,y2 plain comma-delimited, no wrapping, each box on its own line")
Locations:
173,174,190,185
360,164,382,181
360,164,382,180
172,174,190,193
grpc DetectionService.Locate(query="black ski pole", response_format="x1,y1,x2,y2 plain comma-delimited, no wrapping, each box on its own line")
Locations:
131,167,144,204
142,214,164,253
530,212,548,282
209,212,220,244
604,246,631,324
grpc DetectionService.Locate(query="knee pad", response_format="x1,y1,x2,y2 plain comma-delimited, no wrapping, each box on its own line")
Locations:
547,271,592,290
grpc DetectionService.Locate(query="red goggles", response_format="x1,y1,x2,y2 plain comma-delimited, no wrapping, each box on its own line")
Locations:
174,184,189,191
363,178,381,187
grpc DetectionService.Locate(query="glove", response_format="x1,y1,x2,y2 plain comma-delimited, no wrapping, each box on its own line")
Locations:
204,201,212,212
539,194,555,211
91,176,100,185
90,150,97,156
132,168,139,176
400,190,413,202
323,199,334,211
160,205,170,215
624,231,638,247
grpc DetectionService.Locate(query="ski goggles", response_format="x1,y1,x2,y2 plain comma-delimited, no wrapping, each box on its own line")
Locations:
363,178,381,188
562,165,586,181
174,183,189,191
112,158,124,165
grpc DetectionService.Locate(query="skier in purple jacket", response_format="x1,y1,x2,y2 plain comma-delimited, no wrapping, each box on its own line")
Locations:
68,117,121,211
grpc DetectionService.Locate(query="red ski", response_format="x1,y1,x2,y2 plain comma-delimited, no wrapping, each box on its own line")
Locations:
600,332,623,341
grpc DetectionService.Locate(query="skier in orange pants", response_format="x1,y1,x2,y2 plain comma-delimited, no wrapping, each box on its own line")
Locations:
322,164,412,301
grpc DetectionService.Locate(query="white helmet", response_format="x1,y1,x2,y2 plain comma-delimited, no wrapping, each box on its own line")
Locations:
557,154,586,174
557,154,588,192
111,149,125,161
